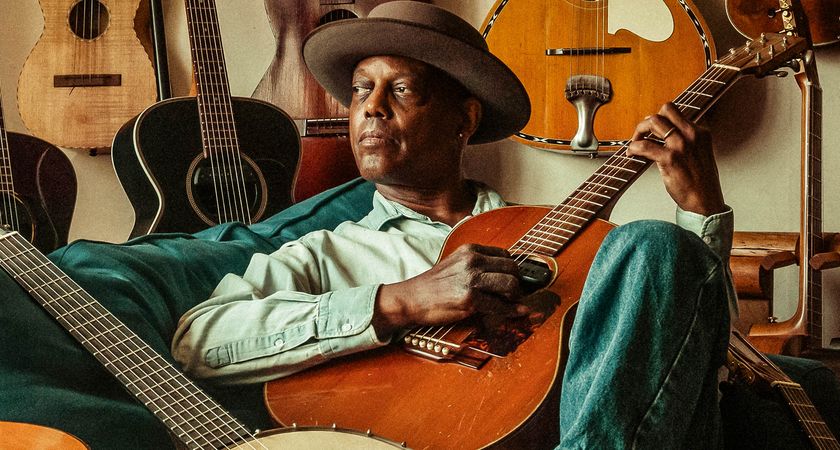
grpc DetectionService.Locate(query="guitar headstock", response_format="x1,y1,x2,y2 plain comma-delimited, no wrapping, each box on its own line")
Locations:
726,330,794,393
723,32,807,78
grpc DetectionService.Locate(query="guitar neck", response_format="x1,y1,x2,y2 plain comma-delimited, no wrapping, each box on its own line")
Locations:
0,230,254,449
0,90,17,198
184,0,239,158
514,58,742,255
776,382,840,448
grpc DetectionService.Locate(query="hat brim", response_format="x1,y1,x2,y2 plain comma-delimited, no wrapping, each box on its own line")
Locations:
303,18,531,144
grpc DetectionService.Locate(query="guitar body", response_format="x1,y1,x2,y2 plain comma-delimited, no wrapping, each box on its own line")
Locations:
295,135,359,202
482,0,714,153
17,0,157,150
252,0,392,119
111,96,300,238
265,208,615,449
4,131,76,253
1,421,88,449
726,0,840,47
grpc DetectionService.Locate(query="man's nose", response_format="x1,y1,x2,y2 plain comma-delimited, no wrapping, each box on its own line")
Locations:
364,86,392,119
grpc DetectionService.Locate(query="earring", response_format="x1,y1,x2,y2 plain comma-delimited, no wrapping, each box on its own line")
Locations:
458,132,464,138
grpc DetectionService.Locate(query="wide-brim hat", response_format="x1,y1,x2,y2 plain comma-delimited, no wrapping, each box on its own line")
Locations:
302,1,531,144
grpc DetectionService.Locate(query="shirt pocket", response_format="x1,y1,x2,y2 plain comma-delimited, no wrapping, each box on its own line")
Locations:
204,321,317,368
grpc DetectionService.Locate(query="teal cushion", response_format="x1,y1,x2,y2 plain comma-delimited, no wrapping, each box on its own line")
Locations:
0,178,375,450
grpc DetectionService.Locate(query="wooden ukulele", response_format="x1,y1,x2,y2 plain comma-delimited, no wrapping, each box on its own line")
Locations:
0,86,76,253
0,228,406,449
741,0,826,355
481,0,715,155
111,0,300,238
1,421,88,449
727,0,840,47
726,330,840,449
264,34,807,449
17,0,157,151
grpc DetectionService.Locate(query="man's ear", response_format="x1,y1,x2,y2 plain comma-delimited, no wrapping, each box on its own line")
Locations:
460,97,482,139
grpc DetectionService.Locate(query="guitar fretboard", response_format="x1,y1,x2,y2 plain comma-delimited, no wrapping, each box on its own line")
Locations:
0,91,20,229
804,79,823,347
0,231,256,450
777,383,840,449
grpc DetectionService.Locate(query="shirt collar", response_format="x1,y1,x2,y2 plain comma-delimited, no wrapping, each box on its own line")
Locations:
358,181,506,231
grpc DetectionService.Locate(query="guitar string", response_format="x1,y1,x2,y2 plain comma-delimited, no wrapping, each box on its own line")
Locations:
0,232,269,450
420,47,750,351
191,0,253,226
0,235,226,449
0,92,21,235
782,385,838,449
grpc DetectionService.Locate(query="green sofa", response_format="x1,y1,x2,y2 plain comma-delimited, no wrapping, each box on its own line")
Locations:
0,177,836,449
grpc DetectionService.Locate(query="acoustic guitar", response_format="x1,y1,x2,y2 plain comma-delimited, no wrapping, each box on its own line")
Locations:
17,0,157,151
739,0,827,355
1,421,88,449
481,0,716,155
0,228,407,449
726,330,840,449
726,0,840,47
111,0,300,238
0,86,76,253
264,34,808,449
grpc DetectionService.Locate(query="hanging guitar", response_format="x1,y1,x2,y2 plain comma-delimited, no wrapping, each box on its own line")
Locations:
733,0,831,354
17,0,157,151
264,34,808,449
726,330,840,449
0,86,76,253
111,0,300,238
726,0,840,47
0,227,407,449
481,0,715,155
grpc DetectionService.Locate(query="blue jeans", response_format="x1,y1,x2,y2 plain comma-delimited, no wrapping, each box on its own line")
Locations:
558,220,731,449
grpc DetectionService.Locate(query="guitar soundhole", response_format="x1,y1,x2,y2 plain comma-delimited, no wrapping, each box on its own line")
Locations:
68,0,110,40
186,154,268,226
0,193,36,243
318,9,358,26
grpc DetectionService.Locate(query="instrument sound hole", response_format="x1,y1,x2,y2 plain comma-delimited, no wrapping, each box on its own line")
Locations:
0,193,35,242
318,9,358,26
188,155,265,225
69,0,110,40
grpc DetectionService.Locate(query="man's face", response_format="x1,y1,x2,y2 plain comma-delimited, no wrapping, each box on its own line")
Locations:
349,56,471,189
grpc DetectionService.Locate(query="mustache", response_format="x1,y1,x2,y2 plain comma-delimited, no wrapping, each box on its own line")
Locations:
358,126,396,142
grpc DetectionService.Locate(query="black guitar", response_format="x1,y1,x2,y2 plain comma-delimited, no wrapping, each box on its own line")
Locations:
0,85,76,253
112,0,299,239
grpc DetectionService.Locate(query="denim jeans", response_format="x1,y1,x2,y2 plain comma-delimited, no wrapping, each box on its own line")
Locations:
558,220,731,449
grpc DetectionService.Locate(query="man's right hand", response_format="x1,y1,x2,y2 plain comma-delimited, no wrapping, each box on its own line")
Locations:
372,244,531,338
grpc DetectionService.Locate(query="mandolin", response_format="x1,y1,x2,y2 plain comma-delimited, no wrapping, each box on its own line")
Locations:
17,0,157,151
0,86,76,254
264,34,807,449
111,0,300,238
745,0,828,354
726,330,840,449
1,421,88,449
726,0,840,47
0,227,406,449
481,0,716,155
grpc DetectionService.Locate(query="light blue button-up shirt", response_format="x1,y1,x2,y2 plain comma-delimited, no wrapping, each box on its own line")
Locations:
172,185,734,385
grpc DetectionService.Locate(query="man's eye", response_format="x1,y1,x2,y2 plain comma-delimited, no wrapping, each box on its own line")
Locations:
394,86,408,94
352,86,370,95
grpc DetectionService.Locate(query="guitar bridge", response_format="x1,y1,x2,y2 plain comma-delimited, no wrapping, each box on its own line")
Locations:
402,324,492,369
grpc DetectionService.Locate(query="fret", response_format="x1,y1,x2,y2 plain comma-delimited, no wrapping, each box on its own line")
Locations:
685,89,713,98
697,77,726,85
557,203,597,216
600,163,637,174
522,232,567,247
593,172,628,183
673,101,702,111
566,195,603,208
573,188,610,201
513,239,557,253
542,216,585,230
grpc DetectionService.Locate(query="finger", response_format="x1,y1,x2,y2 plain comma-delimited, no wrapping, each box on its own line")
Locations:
627,134,668,161
466,243,511,258
474,272,521,299
473,294,531,317
658,103,695,142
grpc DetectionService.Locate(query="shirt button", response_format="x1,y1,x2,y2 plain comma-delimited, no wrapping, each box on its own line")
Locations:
273,338,285,348
703,236,712,244
341,323,353,332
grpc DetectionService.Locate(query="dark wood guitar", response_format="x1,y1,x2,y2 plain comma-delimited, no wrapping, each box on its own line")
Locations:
17,0,157,151
0,227,407,449
481,0,715,155
293,117,359,202
726,330,840,449
727,0,840,47
0,88,76,253
111,0,300,238
264,34,807,449
741,0,827,354
1,421,88,449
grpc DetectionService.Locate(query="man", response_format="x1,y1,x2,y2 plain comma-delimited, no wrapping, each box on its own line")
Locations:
172,2,734,448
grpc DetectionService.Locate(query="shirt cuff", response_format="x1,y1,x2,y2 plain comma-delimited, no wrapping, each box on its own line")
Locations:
675,206,734,262
316,284,390,357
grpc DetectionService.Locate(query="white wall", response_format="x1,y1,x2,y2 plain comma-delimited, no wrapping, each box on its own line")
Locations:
0,0,837,346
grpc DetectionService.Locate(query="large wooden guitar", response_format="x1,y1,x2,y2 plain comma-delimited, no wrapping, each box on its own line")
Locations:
1,421,88,449
17,0,157,151
727,0,840,47
726,330,840,449
0,227,407,449
112,0,300,238
264,34,808,449
481,0,715,155
0,86,76,253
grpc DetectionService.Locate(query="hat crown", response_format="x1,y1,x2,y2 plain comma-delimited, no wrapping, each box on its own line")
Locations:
368,1,488,51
